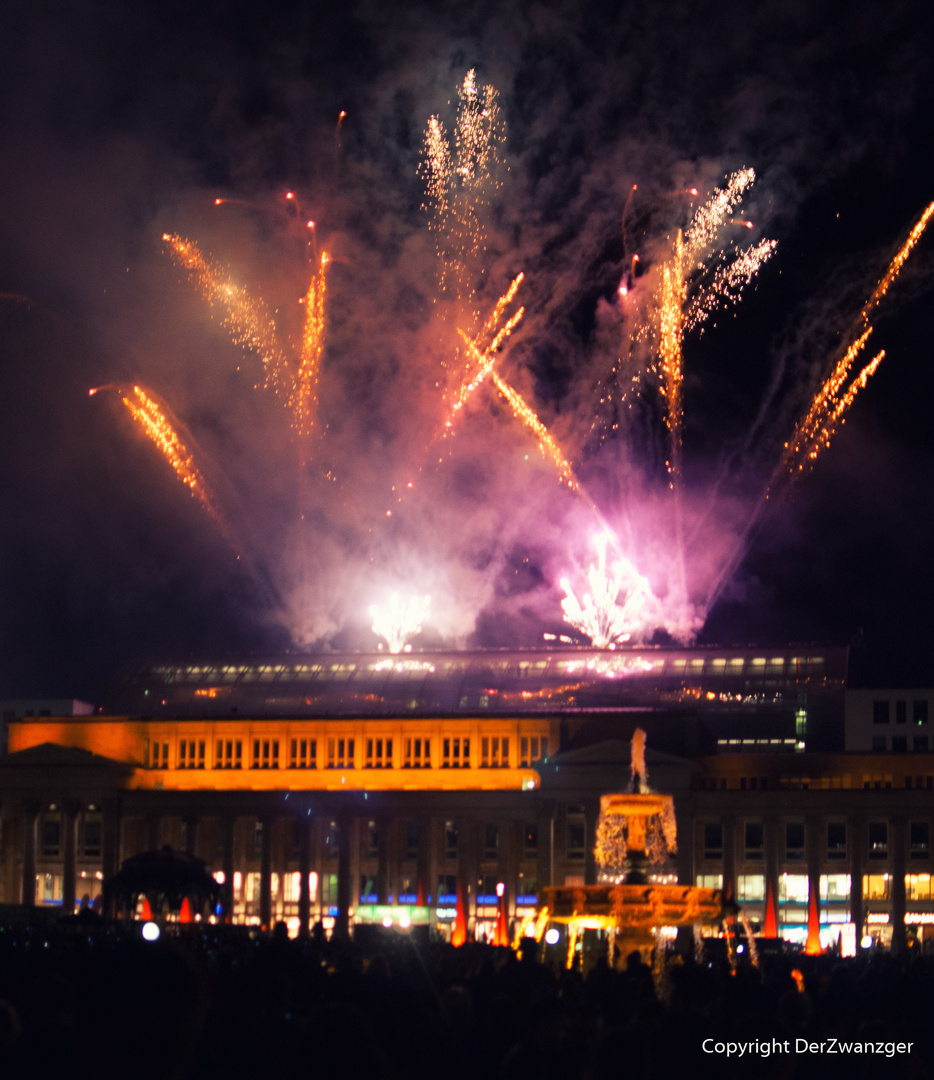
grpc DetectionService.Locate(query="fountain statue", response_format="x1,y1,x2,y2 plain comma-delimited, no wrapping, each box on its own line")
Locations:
536,729,722,967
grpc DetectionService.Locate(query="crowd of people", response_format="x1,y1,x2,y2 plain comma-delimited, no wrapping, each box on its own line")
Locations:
0,919,930,1079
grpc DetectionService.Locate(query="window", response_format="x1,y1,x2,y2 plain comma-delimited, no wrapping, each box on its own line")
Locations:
863,873,889,900
520,736,547,766
151,741,169,769
216,739,243,769
744,823,764,860
523,822,539,854
737,874,764,902
695,873,723,889
778,874,808,904
911,822,930,859
405,823,419,859
288,738,316,769
324,821,340,858
907,873,932,900
914,700,929,725
820,874,850,903
827,823,846,860
326,738,354,769
178,739,205,769
444,821,458,858
403,737,430,768
785,823,805,861
437,874,457,900
442,737,469,768
83,820,101,857
896,700,907,724
868,822,888,859
892,736,908,753
566,807,586,860
367,821,379,858
484,824,499,859
873,700,890,724
251,739,280,769
917,736,930,752
480,736,509,768
703,823,723,860
42,819,61,857
365,737,393,769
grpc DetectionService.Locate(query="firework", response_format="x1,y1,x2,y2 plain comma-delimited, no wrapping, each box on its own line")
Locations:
420,69,505,328
370,593,432,653
559,534,654,648
778,200,934,479
659,230,685,483
291,251,329,442
93,384,241,553
162,234,290,393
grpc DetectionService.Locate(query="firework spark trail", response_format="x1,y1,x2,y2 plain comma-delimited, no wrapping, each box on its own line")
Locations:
92,384,244,557
371,593,432,653
162,234,291,394
703,201,934,617
291,251,329,444
659,230,685,484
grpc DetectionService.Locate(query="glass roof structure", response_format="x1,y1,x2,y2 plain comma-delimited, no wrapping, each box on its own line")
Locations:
100,645,848,718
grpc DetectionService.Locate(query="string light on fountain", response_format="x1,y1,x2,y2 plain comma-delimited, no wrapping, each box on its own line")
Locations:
370,593,432,653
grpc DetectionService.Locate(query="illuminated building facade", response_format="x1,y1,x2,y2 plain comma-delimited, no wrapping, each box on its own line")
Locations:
11,644,928,949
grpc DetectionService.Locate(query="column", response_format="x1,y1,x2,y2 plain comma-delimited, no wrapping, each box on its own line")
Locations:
220,816,235,923
101,798,122,917
721,815,736,900
806,813,822,952
499,818,518,921
21,799,39,907
764,816,780,936
584,798,600,886
335,812,353,939
536,802,555,892
298,815,312,937
891,814,908,955
259,815,273,929
62,799,79,915
458,817,480,932
376,815,390,904
849,815,865,936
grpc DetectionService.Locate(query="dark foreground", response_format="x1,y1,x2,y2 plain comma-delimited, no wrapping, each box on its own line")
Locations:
0,923,931,1080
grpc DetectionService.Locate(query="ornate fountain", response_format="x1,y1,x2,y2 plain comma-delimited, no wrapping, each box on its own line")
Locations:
538,729,722,965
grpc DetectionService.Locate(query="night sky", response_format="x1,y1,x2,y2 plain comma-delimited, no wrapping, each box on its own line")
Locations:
2,0,934,701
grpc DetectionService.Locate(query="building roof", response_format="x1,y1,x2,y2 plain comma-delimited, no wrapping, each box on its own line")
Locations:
99,645,848,719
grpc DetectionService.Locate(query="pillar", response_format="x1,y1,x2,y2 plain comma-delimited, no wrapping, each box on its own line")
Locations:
298,815,312,937
764,816,780,937
417,816,438,905
220,816,235,923
891,814,908,955
335,812,353,939
376,815,390,905
62,799,79,914
21,799,39,907
101,797,122,917
721,815,736,900
849,815,865,936
536,802,555,892
259,815,273,929
499,818,518,920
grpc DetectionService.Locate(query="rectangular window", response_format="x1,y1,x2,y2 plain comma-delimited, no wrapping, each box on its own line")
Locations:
744,822,764,860
42,819,61,857
785,823,805,861
444,821,458,858
83,820,101,857
896,700,907,724
863,873,890,900
916,736,930,752
827,823,847,860
907,873,932,900
480,736,509,768
868,822,888,859
820,874,850,903
566,820,586,859
873,700,890,724
737,874,764,902
778,874,808,904
914,700,929,725
289,738,316,769
703,823,723,860
442,737,470,768
520,736,546,766
251,740,280,769
484,823,499,859
405,823,419,859
364,738,393,769
326,738,355,769
216,739,242,769
403,737,430,768
177,739,205,769
523,822,539,854
911,822,930,859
